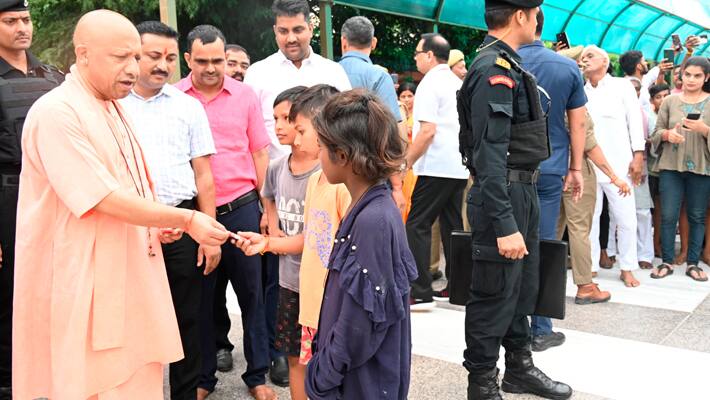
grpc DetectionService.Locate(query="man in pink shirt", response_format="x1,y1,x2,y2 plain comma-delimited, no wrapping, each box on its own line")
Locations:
175,25,274,400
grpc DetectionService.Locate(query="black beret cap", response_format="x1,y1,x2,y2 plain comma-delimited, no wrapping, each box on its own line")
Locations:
0,0,28,12
485,0,543,10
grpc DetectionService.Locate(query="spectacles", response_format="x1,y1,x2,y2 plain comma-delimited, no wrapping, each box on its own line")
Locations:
414,50,426,56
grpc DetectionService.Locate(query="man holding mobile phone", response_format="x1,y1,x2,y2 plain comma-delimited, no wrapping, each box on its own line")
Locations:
620,50,668,115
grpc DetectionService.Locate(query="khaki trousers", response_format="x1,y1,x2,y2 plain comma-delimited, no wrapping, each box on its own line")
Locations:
557,162,596,285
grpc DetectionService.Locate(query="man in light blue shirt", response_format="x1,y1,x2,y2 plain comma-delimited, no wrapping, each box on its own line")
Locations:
338,15,408,214
119,21,217,400
338,16,401,121
518,9,587,352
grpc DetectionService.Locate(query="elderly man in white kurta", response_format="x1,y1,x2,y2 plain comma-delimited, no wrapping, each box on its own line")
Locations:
581,45,645,287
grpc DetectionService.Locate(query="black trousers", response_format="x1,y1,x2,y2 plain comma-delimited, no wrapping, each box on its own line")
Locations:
0,176,18,389
213,241,281,362
599,194,610,249
463,182,540,376
163,216,202,400
213,261,234,352
262,252,281,361
406,175,467,300
199,199,268,391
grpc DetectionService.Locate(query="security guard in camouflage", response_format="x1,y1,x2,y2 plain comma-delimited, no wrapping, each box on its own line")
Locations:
0,1,63,398
457,1,572,399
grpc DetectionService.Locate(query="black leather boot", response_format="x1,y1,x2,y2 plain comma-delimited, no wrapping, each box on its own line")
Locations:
502,350,572,400
467,368,503,400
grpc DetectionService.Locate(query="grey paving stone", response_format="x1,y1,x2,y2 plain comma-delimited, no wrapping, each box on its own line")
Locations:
660,313,710,353
692,293,710,316
554,297,689,345
166,314,607,399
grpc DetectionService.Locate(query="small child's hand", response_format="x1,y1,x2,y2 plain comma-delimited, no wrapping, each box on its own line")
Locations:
231,231,266,256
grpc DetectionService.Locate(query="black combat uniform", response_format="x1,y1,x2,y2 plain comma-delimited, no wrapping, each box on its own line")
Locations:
0,45,63,397
457,12,572,399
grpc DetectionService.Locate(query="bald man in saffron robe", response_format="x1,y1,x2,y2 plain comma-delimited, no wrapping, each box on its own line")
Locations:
12,10,230,399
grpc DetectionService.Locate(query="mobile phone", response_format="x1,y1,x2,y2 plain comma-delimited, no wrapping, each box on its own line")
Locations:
663,49,675,66
672,34,682,51
556,32,570,49
683,112,701,129
698,34,708,45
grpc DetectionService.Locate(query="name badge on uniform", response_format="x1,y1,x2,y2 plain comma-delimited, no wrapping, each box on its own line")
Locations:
489,75,515,89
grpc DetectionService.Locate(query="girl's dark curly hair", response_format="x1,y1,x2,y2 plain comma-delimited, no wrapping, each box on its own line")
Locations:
313,89,406,181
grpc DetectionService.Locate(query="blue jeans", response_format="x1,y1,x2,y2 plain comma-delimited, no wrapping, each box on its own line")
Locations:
659,170,710,265
531,174,564,336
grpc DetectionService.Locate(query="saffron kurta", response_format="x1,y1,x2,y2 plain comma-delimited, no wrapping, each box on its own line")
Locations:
13,65,183,399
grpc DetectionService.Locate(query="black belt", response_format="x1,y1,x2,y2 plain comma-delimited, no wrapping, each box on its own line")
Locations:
175,198,196,210
0,174,19,187
507,169,539,184
216,190,259,216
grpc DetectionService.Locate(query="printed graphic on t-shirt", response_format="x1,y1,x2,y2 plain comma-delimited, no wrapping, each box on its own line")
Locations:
278,196,306,236
306,208,334,268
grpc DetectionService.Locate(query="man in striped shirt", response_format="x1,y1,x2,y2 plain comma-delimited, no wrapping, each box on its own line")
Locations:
120,21,217,400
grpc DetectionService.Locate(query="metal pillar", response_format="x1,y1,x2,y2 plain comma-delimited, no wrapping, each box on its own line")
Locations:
319,0,334,60
159,0,181,81
432,0,445,33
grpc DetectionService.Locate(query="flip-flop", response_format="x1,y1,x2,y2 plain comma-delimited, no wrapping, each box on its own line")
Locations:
686,265,708,282
651,264,674,279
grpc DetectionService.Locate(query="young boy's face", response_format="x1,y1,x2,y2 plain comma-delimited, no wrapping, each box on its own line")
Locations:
274,101,296,145
293,113,320,157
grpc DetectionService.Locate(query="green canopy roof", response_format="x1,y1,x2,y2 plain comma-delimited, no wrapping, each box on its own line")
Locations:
332,0,710,60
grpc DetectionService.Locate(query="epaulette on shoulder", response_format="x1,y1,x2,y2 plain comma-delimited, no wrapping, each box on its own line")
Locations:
495,56,511,71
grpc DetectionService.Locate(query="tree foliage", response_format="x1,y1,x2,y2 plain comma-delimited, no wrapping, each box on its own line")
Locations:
30,0,276,71
29,0,486,76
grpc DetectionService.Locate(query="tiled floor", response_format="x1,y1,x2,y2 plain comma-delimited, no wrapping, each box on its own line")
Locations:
168,260,710,400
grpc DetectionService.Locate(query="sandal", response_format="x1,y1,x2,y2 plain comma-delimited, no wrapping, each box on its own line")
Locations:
686,265,708,282
651,263,674,279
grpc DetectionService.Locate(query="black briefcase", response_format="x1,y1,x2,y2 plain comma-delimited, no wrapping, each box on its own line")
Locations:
447,232,568,319
535,239,568,319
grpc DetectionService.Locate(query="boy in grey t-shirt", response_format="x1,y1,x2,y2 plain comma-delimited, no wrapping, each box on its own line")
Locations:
262,155,320,293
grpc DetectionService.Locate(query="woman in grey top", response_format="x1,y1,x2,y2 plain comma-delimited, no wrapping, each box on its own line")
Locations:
649,57,710,281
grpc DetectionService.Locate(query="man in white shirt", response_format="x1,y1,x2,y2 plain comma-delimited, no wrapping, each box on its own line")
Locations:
581,45,645,287
405,33,469,308
243,0,350,387
244,0,351,160
119,21,217,399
